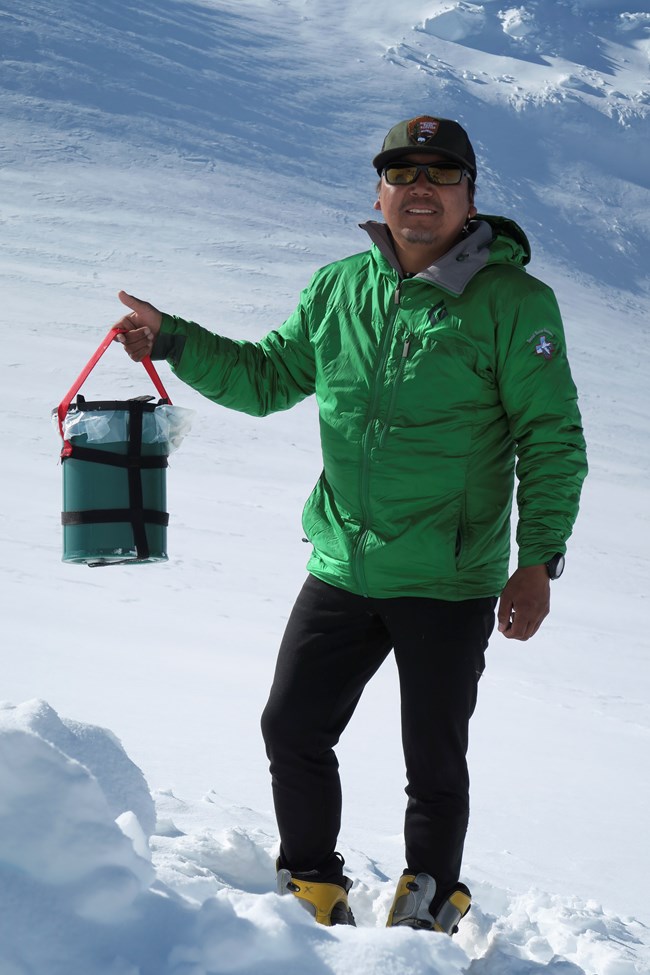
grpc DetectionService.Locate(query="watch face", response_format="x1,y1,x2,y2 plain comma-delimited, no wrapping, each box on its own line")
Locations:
547,554,565,579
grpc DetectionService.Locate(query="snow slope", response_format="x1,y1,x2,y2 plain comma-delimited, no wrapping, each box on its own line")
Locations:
2,700,648,974
1,0,649,972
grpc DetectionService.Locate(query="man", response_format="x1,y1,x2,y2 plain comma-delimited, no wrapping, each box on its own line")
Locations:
114,116,587,932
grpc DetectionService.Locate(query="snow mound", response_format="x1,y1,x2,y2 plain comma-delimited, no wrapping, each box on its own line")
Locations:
2,701,648,974
422,2,488,42
499,6,537,40
0,699,156,835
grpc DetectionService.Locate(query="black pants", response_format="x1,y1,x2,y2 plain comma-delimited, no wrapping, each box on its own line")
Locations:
261,575,496,898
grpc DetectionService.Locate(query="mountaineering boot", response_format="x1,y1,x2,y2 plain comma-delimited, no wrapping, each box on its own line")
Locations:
386,872,471,935
386,872,437,929
277,866,356,926
433,882,472,935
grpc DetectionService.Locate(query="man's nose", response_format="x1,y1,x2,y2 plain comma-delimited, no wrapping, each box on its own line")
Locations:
409,171,434,191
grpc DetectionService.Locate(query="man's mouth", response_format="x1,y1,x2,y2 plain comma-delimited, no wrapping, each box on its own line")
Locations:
404,207,437,215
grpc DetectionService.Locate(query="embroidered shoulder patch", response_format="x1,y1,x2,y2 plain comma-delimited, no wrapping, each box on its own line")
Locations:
535,335,554,359
526,328,556,361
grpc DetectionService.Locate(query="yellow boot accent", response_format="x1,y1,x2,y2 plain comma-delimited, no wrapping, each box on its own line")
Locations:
433,886,472,934
292,880,349,926
277,869,354,926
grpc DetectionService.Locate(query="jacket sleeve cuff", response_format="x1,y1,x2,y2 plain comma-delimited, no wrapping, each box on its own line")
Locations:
150,313,188,366
517,545,567,569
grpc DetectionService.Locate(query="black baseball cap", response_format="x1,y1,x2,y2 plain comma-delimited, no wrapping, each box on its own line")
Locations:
373,115,477,181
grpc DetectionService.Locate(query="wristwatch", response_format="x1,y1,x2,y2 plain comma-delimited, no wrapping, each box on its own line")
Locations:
545,553,565,580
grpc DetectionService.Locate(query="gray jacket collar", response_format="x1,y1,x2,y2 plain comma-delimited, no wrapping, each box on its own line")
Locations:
360,219,494,296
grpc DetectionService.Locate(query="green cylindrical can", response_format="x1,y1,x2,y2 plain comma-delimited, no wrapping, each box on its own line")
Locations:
61,397,169,566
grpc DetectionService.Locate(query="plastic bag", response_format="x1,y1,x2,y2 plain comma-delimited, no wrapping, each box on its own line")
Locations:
56,404,195,454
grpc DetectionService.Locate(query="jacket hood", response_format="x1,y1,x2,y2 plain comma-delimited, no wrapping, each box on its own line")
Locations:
360,213,531,296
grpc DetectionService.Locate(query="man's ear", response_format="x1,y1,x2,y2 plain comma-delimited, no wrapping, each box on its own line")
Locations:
468,204,477,219
373,198,382,212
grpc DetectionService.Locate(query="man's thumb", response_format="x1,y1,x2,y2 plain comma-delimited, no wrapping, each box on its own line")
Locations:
118,289,142,313
496,595,511,632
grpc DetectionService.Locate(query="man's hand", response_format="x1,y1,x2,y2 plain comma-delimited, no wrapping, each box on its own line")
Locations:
113,290,163,362
497,564,550,641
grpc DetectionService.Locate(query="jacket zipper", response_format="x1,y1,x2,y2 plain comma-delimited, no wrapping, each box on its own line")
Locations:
378,335,411,448
455,494,467,568
352,282,402,594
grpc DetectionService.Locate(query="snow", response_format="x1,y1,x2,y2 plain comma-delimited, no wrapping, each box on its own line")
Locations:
2,0,650,972
422,4,489,43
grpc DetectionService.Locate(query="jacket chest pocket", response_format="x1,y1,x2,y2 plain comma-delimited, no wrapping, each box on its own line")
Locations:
391,328,495,425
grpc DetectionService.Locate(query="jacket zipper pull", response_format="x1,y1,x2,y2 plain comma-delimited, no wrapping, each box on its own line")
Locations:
394,284,401,305
402,337,411,358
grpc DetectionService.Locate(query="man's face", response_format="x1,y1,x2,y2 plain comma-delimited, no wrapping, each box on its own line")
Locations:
374,153,477,264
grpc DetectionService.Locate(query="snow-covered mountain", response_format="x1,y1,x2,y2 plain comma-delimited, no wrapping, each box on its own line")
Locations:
1,1,649,973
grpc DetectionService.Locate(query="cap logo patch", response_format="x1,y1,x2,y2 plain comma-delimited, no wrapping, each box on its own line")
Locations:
408,116,440,145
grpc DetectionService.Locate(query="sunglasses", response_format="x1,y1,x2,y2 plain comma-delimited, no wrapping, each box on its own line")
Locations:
382,162,470,186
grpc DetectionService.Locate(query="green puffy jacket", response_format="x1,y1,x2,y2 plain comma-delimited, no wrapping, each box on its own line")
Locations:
153,215,587,599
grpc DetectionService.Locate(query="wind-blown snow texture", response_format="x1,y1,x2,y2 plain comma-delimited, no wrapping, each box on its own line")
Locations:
1,1,649,973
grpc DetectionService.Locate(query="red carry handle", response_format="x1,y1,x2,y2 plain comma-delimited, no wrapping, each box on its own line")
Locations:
57,327,172,450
